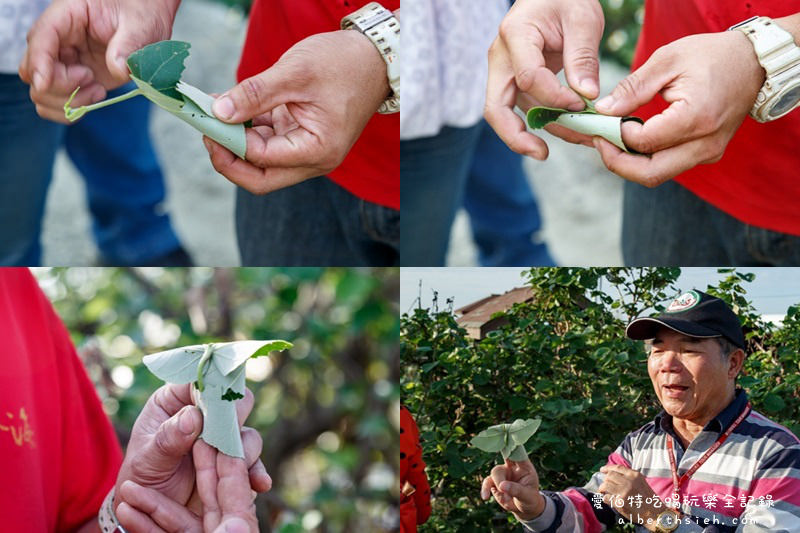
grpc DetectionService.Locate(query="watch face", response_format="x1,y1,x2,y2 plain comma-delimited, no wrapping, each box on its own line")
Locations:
768,84,800,118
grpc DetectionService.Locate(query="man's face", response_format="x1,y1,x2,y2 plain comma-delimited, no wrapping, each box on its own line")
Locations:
646,327,733,423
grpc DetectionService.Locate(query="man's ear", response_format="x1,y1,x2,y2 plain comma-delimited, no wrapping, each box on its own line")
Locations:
729,348,746,379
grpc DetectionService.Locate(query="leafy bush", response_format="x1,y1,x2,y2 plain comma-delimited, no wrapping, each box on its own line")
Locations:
401,268,800,532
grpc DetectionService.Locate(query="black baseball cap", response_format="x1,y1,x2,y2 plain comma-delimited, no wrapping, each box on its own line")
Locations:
625,290,745,349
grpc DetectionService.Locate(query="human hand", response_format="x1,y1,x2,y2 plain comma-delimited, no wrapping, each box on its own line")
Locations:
591,30,764,187
113,384,271,526
116,439,261,533
598,465,664,530
18,0,180,123
484,0,604,159
480,458,545,521
203,29,390,195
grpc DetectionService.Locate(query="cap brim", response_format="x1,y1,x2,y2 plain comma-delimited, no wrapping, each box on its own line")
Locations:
625,317,722,341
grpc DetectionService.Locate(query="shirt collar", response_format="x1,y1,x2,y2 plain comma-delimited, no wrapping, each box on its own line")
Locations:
654,388,749,437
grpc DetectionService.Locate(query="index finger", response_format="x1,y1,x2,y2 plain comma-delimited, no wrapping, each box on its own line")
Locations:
21,6,85,91
621,99,708,155
490,463,510,490
485,38,549,160
500,18,582,109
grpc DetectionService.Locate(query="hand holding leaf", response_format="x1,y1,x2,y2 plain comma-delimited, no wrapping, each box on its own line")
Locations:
471,418,541,461
143,340,292,458
64,40,249,159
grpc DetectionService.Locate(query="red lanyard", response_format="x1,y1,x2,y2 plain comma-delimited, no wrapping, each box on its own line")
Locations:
666,402,751,502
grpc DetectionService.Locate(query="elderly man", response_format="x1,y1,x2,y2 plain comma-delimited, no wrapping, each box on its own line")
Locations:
480,290,800,532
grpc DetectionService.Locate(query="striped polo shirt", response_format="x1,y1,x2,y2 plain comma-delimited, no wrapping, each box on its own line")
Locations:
522,390,800,532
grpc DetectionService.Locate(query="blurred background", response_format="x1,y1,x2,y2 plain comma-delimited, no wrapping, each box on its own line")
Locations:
32,267,400,532
446,0,645,266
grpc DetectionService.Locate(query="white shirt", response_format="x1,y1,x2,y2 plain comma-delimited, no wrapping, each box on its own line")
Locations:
0,0,50,73
400,0,508,140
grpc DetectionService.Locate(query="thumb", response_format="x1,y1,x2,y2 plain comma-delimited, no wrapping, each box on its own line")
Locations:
595,51,674,116
105,26,151,81
144,405,203,468
212,68,291,123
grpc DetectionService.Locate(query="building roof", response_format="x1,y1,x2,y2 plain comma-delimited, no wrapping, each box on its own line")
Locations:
455,286,534,327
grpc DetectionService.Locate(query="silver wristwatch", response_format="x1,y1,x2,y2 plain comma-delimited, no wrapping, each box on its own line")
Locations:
729,16,800,122
341,2,400,114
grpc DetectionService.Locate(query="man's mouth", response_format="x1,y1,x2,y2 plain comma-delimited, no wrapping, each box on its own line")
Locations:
662,384,689,398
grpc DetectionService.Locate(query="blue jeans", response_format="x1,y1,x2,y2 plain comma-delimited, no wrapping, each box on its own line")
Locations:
401,121,552,266
623,179,800,265
0,74,181,265
236,177,399,265
464,121,554,266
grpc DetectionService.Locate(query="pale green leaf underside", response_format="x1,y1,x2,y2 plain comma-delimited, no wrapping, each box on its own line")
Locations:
142,340,292,457
526,98,643,153
471,418,541,460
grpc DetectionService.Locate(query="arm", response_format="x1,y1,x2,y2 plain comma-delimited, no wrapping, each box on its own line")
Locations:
738,444,800,530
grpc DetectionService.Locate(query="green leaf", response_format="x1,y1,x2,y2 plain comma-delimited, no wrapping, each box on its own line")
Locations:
64,40,248,160
470,418,541,461
126,40,190,100
526,100,643,153
143,339,291,457
763,394,786,413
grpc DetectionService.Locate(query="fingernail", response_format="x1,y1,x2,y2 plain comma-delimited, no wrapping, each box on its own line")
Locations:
219,518,250,533
595,96,615,112
33,71,43,91
178,407,196,435
213,95,235,120
580,78,598,96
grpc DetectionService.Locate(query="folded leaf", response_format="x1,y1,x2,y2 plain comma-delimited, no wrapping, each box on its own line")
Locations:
64,40,248,160
143,339,292,457
526,100,643,153
471,418,541,461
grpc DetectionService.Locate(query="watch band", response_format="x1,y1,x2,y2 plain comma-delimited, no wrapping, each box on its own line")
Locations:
729,16,800,76
98,488,128,533
728,16,800,121
341,2,400,114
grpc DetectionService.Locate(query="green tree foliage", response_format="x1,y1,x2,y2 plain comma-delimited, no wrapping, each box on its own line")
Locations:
35,267,399,533
401,268,800,532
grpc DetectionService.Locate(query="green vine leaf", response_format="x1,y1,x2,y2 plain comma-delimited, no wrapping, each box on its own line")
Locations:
63,40,248,159
127,40,190,100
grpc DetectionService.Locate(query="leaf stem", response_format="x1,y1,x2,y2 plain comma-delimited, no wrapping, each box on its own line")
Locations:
196,344,214,392
64,87,142,121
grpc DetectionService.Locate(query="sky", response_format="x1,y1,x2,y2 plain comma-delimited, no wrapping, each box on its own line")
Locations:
400,267,800,319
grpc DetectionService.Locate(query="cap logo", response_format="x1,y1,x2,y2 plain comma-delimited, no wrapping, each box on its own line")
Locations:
666,291,700,313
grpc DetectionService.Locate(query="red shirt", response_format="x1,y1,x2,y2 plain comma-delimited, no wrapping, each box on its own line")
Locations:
400,406,431,532
237,0,400,210
0,269,122,532
634,0,800,235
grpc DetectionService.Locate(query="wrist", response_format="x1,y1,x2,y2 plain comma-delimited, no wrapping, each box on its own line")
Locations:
515,491,546,521
338,29,391,98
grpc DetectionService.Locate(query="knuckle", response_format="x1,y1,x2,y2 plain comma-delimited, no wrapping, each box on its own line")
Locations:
615,72,645,99
237,76,266,112
569,46,599,73
515,68,535,92
497,18,516,42
152,427,175,456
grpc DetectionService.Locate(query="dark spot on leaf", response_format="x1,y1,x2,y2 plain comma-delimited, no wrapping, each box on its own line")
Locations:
221,388,244,401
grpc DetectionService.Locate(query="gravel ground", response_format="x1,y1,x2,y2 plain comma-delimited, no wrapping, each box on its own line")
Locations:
446,61,631,267
42,0,247,265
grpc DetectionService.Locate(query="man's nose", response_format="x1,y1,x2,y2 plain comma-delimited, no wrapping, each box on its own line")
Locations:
658,350,684,371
